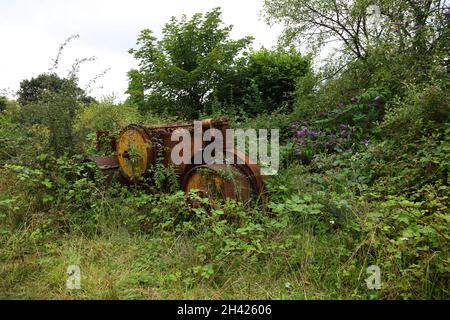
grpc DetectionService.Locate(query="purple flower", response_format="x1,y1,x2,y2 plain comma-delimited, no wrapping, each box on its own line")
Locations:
361,140,370,146
295,139,308,146
329,133,337,140
340,130,350,138
309,130,320,138
301,120,310,126
374,96,382,104
351,96,358,103
444,9,450,18
339,124,349,130
346,148,353,153
319,112,328,117
296,127,309,137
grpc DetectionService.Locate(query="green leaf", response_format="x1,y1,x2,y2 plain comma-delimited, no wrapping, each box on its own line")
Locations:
41,179,53,189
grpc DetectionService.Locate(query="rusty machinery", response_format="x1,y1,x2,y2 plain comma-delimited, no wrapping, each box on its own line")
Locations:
94,117,264,201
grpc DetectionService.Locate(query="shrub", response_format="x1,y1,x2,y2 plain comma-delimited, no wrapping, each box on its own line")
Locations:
73,100,142,153
218,49,311,115
290,87,388,163
235,111,294,143
382,82,449,142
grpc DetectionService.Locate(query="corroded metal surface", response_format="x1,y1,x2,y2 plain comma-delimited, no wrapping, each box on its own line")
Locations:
94,117,264,200
116,124,156,182
182,164,252,202
180,148,264,200
94,156,119,170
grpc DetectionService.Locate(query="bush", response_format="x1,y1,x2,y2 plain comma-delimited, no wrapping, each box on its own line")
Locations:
16,73,96,156
234,111,294,143
218,49,311,115
382,82,449,142
350,194,449,299
0,102,50,164
290,86,389,163
73,100,142,153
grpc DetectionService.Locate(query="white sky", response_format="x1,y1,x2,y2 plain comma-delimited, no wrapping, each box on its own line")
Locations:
0,0,283,102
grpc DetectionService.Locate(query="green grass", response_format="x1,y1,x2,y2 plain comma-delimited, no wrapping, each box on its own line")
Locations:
0,229,335,299
1,152,448,300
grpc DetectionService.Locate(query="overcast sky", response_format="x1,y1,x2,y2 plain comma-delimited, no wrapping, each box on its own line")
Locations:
0,0,283,102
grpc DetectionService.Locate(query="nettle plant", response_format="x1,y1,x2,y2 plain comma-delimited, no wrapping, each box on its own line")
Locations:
292,89,389,162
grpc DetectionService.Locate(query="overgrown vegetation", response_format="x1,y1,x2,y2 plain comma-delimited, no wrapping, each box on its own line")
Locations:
1,2,449,300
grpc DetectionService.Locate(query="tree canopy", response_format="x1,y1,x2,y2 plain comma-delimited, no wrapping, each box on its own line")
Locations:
218,48,311,114
263,0,449,62
128,7,253,118
17,73,94,108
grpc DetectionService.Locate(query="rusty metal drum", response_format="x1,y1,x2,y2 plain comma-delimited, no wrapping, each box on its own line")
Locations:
95,117,264,201
116,124,156,182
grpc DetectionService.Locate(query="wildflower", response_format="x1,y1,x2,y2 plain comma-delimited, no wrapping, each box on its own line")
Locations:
299,139,308,145
374,96,382,105
329,133,337,140
339,124,349,130
296,128,308,137
319,112,328,117
361,139,370,147
329,220,336,225
295,139,308,146
445,9,450,18
301,120,310,126
309,130,320,138
351,96,358,103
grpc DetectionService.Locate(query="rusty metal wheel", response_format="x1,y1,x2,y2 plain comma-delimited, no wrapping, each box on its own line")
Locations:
182,164,255,202
116,124,156,182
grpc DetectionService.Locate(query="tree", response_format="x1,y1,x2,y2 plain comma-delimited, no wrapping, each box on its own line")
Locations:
17,73,94,108
129,8,253,118
263,0,449,62
217,48,311,115
16,73,95,155
0,96,8,112
126,69,146,113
